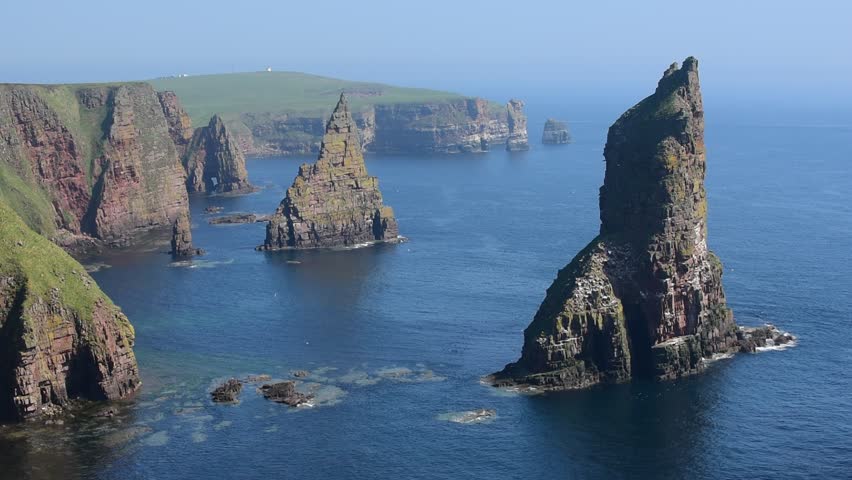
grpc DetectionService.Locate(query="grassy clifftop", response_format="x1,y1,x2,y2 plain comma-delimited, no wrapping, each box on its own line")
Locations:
149,71,466,125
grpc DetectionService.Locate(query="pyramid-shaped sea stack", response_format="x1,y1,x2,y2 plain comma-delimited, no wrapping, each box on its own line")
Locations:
260,94,400,250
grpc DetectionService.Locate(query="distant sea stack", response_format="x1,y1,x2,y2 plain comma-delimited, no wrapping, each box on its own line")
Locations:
183,115,255,194
542,119,572,144
506,99,530,151
0,201,139,421
491,57,745,390
0,83,190,249
260,94,400,250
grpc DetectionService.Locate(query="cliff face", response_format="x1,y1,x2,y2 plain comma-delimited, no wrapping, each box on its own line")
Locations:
492,58,739,390
505,99,530,151
542,119,572,144
0,83,189,247
238,97,525,155
0,201,139,421
157,91,194,157
183,115,253,194
260,94,399,250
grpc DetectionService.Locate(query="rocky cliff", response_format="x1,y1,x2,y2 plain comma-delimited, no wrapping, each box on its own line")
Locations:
239,97,524,155
183,115,254,194
260,94,400,250
542,119,572,144
505,99,530,151
0,200,139,421
491,58,741,390
0,83,189,248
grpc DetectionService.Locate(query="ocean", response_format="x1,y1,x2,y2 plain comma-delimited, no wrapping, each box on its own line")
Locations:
1,100,850,479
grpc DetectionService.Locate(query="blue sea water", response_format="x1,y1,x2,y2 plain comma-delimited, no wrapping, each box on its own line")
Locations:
1,103,850,479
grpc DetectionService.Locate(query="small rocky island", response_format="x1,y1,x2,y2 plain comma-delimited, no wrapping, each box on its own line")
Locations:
490,57,791,390
170,212,204,258
506,99,530,151
259,94,400,250
542,119,572,144
0,201,139,421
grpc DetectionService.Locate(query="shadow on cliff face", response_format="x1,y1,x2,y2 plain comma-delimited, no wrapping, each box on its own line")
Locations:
624,302,654,378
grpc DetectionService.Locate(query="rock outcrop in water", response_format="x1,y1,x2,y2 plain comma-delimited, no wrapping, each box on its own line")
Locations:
260,94,400,250
170,212,203,258
183,115,254,194
0,201,139,421
542,119,572,144
491,57,744,390
0,83,189,249
506,99,530,151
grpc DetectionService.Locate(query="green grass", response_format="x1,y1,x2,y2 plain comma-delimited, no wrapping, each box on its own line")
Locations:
0,160,56,236
149,71,468,125
0,200,118,329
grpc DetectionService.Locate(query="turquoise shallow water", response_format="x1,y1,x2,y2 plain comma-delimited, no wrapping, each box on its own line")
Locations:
1,104,850,479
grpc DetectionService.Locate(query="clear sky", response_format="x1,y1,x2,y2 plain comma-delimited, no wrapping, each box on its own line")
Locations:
2,0,850,106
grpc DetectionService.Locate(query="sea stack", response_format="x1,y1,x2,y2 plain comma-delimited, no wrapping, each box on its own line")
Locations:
0,201,139,421
184,115,255,194
491,57,742,390
542,119,572,144
260,94,400,250
505,99,530,151
170,212,204,257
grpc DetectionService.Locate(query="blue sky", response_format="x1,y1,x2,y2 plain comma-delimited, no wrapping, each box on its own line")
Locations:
1,0,850,105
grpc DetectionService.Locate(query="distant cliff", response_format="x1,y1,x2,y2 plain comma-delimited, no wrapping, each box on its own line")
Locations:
0,83,189,248
241,98,522,155
149,71,528,156
491,58,742,390
0,200,139,421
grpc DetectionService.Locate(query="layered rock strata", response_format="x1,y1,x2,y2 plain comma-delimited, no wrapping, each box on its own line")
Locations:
0,83,189,247
0,201,139,421
491,58,744,390
239,97,528,155
260,94,400,250
183,115,254,194
542,119,572,144
505,99,530,151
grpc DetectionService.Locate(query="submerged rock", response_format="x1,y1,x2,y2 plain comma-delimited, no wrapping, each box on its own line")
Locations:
170,212,204,258
542,118,572,144
737,324,796,352
184,115,255,194
491,57,759,391
441,409,497,424
211,379,243,403
0,201,139,422
208,213,269,225
505,99,530,151
204,206,224,214
259,94,401,250
260,381,312,407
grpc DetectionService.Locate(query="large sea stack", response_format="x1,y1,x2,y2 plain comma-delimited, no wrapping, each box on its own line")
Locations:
491,57,741,390
183,115,254,194
0,201,139,421
542,119,572,144
260,94,399,250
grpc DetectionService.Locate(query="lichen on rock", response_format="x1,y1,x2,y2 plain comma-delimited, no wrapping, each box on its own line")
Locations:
259,94,400,250
491,57,751,390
